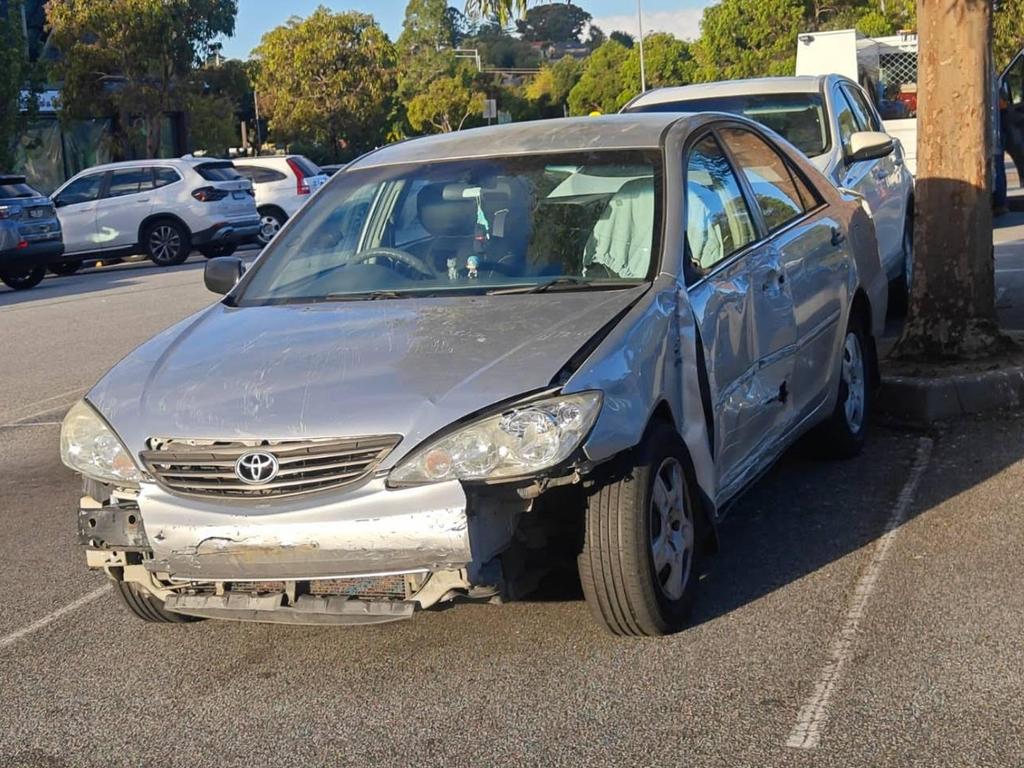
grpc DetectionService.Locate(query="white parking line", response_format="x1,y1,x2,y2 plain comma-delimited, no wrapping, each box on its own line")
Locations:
0,584,111,651
785,437,934,750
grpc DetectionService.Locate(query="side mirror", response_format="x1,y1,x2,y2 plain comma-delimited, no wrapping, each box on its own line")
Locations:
846,131,895,164
204,256,245,295
52,197,65,208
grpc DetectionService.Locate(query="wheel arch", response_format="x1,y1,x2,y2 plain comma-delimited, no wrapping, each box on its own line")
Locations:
850,288,880,389
138,212,191,245
257,203,288,221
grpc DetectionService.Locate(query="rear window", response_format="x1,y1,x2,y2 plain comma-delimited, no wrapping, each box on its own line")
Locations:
236,166,288,184
290,156,322,177
0,179,38,198
195,162,242,182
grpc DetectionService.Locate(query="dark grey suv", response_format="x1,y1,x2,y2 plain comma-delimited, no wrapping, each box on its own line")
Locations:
0,175,64,290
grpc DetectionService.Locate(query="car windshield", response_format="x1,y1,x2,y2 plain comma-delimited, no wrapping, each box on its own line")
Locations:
0,181,38,199
235,150,661,305
632,93,830,157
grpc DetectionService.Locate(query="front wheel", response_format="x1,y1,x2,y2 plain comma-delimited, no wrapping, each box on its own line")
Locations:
145,220,190,266
1,265,46,290
114,581,201,624
578,421,701,637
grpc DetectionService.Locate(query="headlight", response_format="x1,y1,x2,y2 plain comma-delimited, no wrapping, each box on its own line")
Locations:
60,400,143,486
390,392,602,485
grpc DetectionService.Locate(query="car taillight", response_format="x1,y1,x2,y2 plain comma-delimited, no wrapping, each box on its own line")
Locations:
286,157,310,195
0,205,22,219
192,186,229,203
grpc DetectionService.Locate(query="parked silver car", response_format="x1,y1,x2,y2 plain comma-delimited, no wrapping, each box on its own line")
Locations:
62,114,888,636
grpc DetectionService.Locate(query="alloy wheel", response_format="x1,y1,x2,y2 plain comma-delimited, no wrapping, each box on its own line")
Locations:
149,225,182,265
842,331,866,434
259,214,281,244
649,457,694,601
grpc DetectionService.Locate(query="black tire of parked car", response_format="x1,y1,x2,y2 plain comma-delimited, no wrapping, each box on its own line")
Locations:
199,244,238,259
814,310,874,459
114,581,202,624
0,265,46,290
144,219,191,267
578,420,702,637
257,206,287,246
49,260,81,276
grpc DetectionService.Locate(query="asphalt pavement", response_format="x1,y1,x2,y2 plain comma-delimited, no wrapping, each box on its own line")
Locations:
1,253,1023,766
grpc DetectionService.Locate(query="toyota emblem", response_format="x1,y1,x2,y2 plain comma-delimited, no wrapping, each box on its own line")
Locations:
234,451,280,485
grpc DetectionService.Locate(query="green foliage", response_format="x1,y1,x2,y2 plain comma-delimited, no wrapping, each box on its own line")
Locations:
467,21,540,68
406,70,486,132
609,30,635,49
568,40,630,115
692,0,804,82
0,0,36,170
515,3,591,43
526,55,582,116
47,0,237,158
187,92,238,156
995,0,1024,71
254,7,396,160
622,33,695,96
464,0,529,26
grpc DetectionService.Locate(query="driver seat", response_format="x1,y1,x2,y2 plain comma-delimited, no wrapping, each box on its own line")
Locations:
416,183,477,272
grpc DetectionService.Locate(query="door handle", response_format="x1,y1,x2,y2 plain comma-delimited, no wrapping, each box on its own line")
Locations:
831,227,847,247
136,198,151,203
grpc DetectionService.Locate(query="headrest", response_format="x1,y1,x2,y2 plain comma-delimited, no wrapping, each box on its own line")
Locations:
417,183,477,237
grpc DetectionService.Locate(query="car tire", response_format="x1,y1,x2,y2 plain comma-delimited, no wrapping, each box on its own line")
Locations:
199,244,238,259
890,212,913,313
816,313,873,459
578,420,701,637
49,260,81,276
144,219,190,267
114,581,202,624
0,265,46,290
257,207,286,246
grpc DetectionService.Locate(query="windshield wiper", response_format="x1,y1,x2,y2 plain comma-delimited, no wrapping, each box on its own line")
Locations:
323,290,407,302
488,277,646,295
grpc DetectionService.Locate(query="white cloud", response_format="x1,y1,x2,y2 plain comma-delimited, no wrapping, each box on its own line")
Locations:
592,8,706,42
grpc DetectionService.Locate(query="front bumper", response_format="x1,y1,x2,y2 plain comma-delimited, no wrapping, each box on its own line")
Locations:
134,478,473,581
193,218,262,247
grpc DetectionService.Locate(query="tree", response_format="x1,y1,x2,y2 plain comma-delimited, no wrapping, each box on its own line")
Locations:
465,0,529,26
515,3,591,43
254,8,397,161
692,0,804,82
188,58,254,155
526,55,582,116
895,0,1003,359
568,40,629,115
47,0,237,158
406,71,486,132
0,0,38,171
994,0,1024,70
620,33,695,99
397,0,461,128
609,30,635,49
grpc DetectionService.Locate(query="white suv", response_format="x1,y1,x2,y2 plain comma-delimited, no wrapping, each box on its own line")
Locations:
233,155,328,245
51,158,261,269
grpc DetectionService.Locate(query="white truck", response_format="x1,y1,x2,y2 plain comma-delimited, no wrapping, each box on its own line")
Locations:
796,28,922,174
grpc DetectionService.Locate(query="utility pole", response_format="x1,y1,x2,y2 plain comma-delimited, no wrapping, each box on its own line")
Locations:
253,90,263,156
636,0,647,92
896,0,1002,359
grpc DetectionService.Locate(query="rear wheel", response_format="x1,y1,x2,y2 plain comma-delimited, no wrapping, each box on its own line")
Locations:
114,581,201,624
0,265,46,290
49,260,81,276
144,220,190,266
257,207,286,246
199,243,238,259
816,314,872,458
578,421,701,637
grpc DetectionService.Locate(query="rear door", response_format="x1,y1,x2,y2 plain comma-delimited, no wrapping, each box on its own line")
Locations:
719,126,845,423
94,167,154,249
52,172,105,254
684,132,782,498
1001,49,1024,180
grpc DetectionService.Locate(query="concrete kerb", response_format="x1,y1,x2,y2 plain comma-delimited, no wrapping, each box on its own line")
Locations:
878,366,1024,424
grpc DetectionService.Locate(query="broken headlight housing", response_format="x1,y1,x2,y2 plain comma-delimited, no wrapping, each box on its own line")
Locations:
60,400,143,487
389,391,602,485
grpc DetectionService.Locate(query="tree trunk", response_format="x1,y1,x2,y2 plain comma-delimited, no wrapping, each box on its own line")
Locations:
894,0,1007,360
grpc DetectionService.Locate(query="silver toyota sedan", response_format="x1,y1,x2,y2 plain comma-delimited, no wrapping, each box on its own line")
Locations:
61,114,888,636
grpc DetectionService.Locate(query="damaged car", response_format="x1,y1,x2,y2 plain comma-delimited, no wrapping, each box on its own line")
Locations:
61,114,888,636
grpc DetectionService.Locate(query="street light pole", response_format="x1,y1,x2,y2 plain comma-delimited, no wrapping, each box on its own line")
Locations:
636,0,647,92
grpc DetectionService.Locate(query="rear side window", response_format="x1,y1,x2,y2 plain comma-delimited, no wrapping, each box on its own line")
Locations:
290,156,321,177
195,162,241,182
107,168,150,198
236,166,288,184
719,128,808,232
153,168,181,188
685,134,758,272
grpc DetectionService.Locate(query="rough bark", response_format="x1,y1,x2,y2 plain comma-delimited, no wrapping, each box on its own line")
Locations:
894,0,1009,360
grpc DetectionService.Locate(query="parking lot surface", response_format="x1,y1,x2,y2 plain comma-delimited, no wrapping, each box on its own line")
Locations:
1,257,1023,767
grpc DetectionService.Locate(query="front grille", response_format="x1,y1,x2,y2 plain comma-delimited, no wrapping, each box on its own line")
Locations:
141,435,400,499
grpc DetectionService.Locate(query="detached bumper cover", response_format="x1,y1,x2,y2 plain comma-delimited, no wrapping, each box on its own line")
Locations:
138,478,472,581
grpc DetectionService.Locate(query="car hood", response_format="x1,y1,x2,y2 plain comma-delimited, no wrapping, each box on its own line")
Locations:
89,287,647,466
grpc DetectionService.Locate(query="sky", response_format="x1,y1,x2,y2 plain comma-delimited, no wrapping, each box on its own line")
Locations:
220,0,710,60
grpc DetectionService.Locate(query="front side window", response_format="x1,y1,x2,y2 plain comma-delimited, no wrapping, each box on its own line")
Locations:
719,127,807,232
685,134,757,272
631,93,831,158
843,85,882,131
107,168,150,198
834,89,860,150
1004,54,1024,106
235,150,661,306
57,174,103,206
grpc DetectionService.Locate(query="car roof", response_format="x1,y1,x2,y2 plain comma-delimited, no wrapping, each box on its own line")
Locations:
349,114,691,170
71,157,230,176
628,76,836,108
236,156,297,166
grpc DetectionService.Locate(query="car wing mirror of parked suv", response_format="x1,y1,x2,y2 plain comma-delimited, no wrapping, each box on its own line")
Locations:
846,131,895,164
204,256,245,295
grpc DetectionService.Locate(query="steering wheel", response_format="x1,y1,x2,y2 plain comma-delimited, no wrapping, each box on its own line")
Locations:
350,247,436,279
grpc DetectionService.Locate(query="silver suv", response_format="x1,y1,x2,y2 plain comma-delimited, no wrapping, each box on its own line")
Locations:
62,114,888,636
